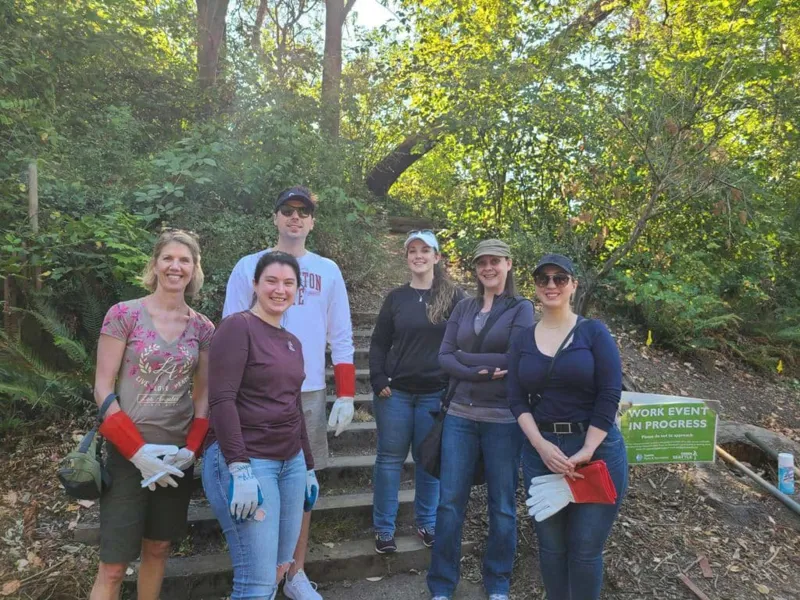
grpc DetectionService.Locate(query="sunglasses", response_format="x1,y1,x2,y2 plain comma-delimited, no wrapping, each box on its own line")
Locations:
407,229,434,236
278,205,314,218
534,273,572,288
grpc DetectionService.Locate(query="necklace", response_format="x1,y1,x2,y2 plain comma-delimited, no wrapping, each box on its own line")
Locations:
411,286,430,303
540,319,573,330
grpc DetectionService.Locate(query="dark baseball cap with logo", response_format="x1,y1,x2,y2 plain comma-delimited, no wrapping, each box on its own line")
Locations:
533,253,576,276
274,186,316,213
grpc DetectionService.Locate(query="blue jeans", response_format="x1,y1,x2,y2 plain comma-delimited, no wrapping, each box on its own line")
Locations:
522,426,629,600
427,414,523,598
203,442,306,600
373,388,443,535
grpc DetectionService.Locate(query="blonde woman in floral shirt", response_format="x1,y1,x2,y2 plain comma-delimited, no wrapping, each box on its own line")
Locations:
90,230,214,600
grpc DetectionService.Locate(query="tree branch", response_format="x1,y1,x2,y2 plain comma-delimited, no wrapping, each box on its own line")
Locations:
364,0,631,196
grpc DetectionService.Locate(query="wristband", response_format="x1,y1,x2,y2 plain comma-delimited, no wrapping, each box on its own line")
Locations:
333,363,356,398
185,417,210,454
99,410,145,459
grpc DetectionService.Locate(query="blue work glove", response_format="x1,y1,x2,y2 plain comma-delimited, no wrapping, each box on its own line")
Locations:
228,462,263,523
304,469,319,512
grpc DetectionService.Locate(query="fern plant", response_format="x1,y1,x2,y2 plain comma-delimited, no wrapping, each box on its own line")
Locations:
0,303,95,412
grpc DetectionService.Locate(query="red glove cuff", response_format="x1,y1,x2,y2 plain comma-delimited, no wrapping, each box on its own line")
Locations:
185,417,210,454
567,460,617,504
333,363,356,398
99,411,145,459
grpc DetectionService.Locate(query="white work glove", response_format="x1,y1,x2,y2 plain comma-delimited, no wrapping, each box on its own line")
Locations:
164,447,196,471
141,449,196,490
228,462,263,522
327,396,354,436
130,444,183,490
526,474,573,522
304,469,319,512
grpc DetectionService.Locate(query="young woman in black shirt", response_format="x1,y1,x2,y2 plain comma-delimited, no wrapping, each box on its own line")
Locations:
369,230,465,554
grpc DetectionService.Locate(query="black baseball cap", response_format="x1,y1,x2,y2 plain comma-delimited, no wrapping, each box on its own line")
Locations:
533,253,575,275
274,186,316,213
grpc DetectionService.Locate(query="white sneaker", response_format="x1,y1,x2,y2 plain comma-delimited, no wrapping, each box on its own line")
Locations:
283,570,322,600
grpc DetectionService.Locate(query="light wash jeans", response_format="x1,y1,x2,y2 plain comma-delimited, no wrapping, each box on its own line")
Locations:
203,442,306,600
427,414,523,598
522,426,628,600
372,388,443,535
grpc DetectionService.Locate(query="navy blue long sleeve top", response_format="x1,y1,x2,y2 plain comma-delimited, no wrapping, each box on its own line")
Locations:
507,319,622,432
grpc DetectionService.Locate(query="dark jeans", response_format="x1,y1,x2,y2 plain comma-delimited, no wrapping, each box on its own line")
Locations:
427,414,523,598
522,426,628,600
373,388,443,535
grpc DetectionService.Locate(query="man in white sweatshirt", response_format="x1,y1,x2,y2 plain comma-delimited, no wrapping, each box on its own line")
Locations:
223,186,356,600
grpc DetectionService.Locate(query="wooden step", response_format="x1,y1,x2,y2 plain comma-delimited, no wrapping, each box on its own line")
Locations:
328,421,377,452
74,489,416,545
319,452,414,490
123,537,476,599
179,451,412,494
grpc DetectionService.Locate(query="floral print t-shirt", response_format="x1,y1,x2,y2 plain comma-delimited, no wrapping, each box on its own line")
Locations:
101,298,215,445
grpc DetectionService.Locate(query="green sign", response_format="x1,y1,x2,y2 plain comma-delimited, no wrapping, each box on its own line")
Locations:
619,392,718,464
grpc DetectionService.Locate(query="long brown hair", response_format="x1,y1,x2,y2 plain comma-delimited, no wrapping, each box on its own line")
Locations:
427,262,460,324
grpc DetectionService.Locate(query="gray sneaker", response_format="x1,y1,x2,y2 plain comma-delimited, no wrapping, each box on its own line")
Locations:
374,532,397,554
417,525,435,548
282,570,322,600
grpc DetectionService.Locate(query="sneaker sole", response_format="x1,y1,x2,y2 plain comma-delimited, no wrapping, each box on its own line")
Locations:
417,531,434,548
374,545,397,554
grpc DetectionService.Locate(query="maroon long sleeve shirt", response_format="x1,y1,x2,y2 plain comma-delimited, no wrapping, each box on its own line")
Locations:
206,311,313,469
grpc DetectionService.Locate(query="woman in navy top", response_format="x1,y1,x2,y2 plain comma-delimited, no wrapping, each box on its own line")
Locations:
507,253,628,600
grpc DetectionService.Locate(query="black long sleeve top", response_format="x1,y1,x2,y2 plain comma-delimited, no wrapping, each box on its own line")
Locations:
369,284,466,395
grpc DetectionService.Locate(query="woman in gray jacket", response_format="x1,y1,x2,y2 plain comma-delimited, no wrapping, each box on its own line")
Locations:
427,239,535,600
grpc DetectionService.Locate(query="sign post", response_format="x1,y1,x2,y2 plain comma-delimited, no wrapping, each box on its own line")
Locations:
619,392,719,465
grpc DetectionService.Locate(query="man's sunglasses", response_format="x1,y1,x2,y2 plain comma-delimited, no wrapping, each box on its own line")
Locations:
278,205,314,218
407,229,434,236
534,273,572,288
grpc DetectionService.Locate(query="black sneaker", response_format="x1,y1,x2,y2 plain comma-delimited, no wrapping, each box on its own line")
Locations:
375,532,397,554
417,526,435,548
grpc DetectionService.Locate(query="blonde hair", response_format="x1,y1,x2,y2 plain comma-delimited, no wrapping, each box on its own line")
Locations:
141,230,204,296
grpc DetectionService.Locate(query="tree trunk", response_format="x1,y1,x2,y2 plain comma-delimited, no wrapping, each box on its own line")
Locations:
321,0,356,138
572,278,596,317
321,0,343,138
251,0,269,65
196,0,230,91
365,128,443,197
363,0,629,196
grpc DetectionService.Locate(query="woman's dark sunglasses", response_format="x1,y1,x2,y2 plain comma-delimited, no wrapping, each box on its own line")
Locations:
278,205,314,218
534,273,572,288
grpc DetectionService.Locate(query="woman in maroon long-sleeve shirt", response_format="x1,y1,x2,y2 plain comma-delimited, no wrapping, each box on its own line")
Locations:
203,251,317,600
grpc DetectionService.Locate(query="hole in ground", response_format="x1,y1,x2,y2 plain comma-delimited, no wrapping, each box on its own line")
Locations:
720,441,776,483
